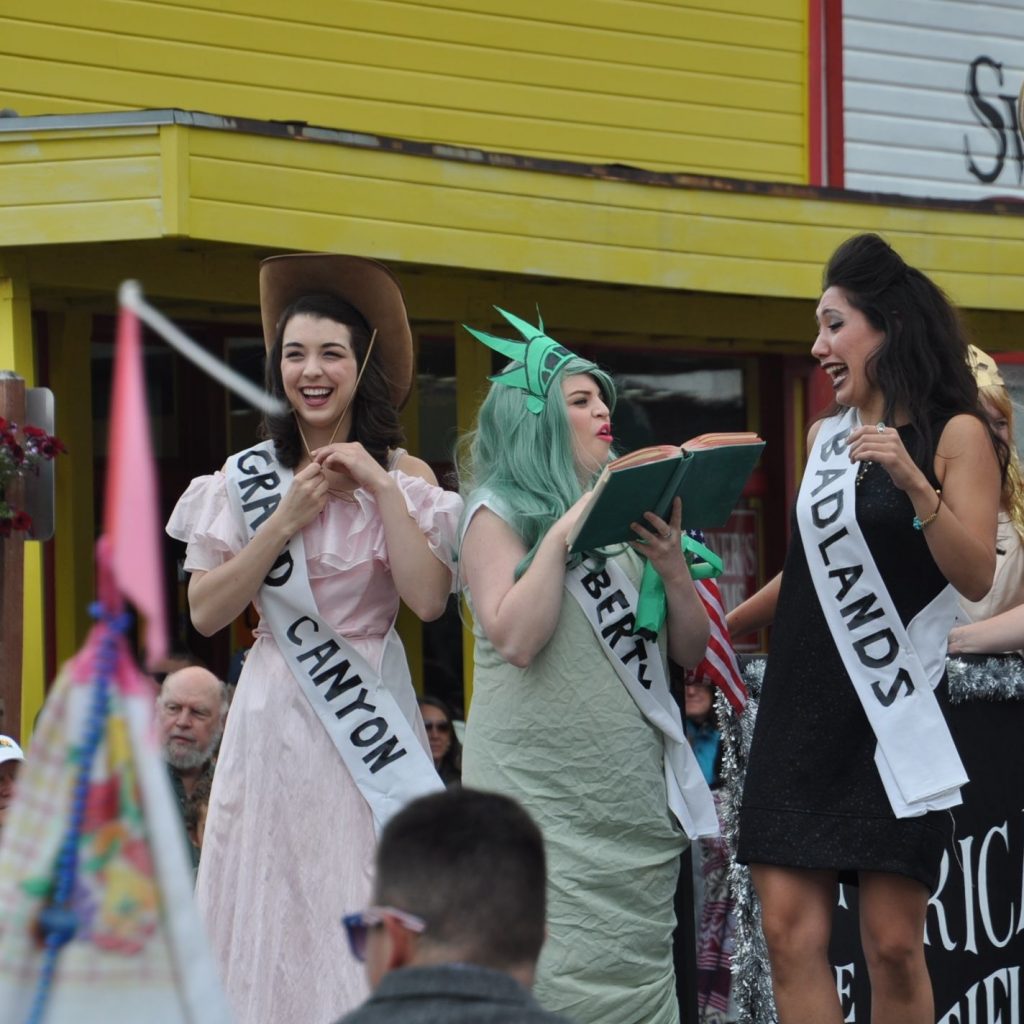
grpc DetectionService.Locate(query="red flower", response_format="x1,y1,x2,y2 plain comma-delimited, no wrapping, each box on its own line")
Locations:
39,437,67,457
0,421,65,537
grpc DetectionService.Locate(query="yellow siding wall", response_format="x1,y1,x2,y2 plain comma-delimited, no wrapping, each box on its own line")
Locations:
0,0,807,182
0,127,165,244
183,128,1024,310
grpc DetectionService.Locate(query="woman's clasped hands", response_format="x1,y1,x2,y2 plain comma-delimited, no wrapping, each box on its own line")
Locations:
312,441,391,495
273,460,330,535
270,441,391,538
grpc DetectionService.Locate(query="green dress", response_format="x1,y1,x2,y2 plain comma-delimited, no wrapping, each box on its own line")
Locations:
462,515,684,1024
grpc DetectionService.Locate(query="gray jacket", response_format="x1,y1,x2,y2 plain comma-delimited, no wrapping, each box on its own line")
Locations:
335,963,574,1024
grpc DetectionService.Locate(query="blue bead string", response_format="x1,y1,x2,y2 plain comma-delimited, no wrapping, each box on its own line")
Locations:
23,604,131,1024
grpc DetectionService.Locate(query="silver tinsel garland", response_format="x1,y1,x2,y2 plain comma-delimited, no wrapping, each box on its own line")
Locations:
716,653,1024,1024
716,659,777,1024
946,654,1024,703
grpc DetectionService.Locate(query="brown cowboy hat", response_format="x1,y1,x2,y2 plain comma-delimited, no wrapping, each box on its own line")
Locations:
259,253,413,409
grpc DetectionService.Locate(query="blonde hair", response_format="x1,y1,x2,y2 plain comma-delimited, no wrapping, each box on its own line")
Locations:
980,383,1024,541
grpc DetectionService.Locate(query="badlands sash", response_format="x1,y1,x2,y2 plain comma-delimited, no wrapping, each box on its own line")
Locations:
797,408,967,816
226,441,442,832
565,558,720,839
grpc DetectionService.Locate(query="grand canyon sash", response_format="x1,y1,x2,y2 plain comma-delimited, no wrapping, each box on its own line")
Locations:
797,409,967,816
226,442,442,832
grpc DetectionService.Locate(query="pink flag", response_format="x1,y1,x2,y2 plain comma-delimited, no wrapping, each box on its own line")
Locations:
102,304,167,668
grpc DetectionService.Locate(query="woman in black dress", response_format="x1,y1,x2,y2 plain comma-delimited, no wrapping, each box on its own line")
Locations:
727,234,1003,1024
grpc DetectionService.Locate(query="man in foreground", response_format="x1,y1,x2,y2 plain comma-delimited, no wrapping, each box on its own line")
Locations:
337,788,573,1024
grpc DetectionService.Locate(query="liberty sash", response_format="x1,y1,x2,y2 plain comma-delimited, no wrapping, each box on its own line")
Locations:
565,557,720,839
797,408,967,816
226,441,443,832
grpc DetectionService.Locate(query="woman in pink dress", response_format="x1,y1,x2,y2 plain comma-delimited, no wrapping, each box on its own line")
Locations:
167,254,462,1024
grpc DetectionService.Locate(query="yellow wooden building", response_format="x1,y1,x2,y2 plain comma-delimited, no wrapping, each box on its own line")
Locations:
2,0,1024,732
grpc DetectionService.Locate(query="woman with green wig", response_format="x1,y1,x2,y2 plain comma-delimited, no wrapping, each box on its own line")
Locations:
458,310,717,1024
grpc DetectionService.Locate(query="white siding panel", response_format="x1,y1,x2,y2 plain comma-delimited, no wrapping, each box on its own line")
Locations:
847,0,1024,36
847,142,1010,186
840,171,1019,200
845,21,1024,62
845,112,977,150
845,80,998,125
843,0,1024,200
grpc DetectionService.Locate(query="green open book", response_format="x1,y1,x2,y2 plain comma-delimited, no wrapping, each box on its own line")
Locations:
566,432,765,554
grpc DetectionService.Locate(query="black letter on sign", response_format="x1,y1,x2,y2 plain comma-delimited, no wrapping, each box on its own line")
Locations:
853,628,898,669
364,737,407,773
297,639,341,675
811,468,847,497
351,718,389,748
238,470,280,504
840,593,885,632
582,570,611,598
243,493,280,529
998,93,1024,184
828,564,863,603
871,667,915,707
811,490,844,528
965,56,1006,184
819,429,850,462
818,527,849,566
237,448,272,474
265,549,293,587
286,616,317,645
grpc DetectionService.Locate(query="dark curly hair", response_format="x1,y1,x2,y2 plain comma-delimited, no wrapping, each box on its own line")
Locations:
261,292,405,470
822,233,1006,477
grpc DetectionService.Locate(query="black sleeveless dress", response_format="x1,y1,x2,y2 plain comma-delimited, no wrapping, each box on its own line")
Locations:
737,425,955,890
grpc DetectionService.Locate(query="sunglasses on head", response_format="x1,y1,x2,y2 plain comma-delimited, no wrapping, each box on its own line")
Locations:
341,906,426,962
423,721,451,734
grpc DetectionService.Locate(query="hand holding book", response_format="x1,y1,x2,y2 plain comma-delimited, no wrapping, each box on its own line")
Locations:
566,432,764,555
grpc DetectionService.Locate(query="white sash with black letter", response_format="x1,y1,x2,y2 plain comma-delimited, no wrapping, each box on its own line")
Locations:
225,441,443,832
797,408,967,817
564,558,720,839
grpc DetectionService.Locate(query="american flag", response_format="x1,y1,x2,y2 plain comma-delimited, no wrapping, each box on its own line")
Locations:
688,530,748,712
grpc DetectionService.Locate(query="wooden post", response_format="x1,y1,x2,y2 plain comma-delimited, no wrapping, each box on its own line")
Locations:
454,316,493,712
0,371,26,741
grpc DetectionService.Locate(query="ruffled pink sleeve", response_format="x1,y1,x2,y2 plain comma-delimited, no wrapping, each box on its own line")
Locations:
393,471,464,583
165,472,247,573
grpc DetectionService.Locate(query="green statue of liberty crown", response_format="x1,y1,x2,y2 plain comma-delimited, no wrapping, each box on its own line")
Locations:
463,307,576,414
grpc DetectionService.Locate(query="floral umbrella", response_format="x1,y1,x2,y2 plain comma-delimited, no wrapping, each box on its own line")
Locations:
0,293,235,1024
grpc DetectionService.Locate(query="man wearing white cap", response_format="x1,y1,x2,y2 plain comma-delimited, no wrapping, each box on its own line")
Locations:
0,735,25,833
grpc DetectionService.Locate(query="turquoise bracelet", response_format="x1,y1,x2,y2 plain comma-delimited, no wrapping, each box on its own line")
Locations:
912,489,942,530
